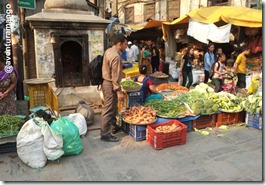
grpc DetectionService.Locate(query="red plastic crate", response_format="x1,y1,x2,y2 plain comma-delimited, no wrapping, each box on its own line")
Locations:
146,120,187,150
192,114,216,129
216,111,242,127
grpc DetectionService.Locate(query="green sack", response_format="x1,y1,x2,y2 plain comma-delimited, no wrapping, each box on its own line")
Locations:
50,117,83,156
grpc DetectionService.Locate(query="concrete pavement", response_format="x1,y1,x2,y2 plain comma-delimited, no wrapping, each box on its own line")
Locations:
0,113,263,181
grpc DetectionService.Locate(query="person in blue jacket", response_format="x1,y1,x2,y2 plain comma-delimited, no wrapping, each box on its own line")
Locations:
204,43,216,83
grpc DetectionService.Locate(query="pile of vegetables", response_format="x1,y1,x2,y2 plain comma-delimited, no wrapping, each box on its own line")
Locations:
120,80,140,87
145,100,194,117
191,99,218,115
156,83,189,91
209,92,245,112
150,71,169,78
190,83,215,94
123,106,157,124
155,123,182,133
243,92,262,116
0,115,24,136
175,90,207,108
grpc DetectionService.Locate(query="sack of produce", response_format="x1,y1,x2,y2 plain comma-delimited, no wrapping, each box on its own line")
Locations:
39,121,64,161
17,118,47,168
68,113,87,136
50,117,83,156
75,101,94,126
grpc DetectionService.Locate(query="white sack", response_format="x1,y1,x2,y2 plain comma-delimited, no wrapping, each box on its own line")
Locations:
17,118,47,168
39,121,64,161
68,113,87,136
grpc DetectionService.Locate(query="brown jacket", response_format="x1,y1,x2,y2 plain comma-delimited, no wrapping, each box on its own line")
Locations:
102,45,123,91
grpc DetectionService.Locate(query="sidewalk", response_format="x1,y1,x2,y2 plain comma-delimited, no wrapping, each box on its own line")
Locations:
0,113,263,181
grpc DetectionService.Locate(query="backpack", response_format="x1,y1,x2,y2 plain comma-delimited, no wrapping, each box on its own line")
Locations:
209,62,220,80
88,55,103,89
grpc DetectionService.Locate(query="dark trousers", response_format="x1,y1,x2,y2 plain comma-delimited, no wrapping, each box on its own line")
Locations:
204,70,210,83
152,64,159,73
211,78,224,92
101,80,118,134
237,73,246,88
182,70,193,88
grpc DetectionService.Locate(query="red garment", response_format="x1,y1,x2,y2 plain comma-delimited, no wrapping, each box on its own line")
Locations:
159,60,164,72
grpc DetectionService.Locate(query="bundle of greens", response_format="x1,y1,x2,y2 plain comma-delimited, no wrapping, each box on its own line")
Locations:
0,115,24,136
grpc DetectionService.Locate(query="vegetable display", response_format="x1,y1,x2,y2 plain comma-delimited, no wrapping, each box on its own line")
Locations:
145,100,194,118
155,124,182,133
123,106,157,124
0,115,24,136
150,71,169,78
120,80,140,87
156,83,189,91
209,92,245,112
243,92,262,116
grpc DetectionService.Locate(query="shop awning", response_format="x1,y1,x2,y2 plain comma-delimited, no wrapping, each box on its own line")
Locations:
162,6,262,40
188,6,262,27
127,20,165,31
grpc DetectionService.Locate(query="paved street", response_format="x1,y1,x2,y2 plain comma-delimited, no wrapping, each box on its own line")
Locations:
0,114,263,182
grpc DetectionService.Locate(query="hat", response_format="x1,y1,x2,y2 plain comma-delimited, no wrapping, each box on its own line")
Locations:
143,50,151,57
128,41,132,45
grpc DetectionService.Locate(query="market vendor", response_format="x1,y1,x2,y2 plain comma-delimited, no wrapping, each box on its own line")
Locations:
134,65,163,102
0,55,17,115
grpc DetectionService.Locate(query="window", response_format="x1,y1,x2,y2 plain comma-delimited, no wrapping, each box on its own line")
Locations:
144,3,155,22
167,0,180,22
125,7,134,24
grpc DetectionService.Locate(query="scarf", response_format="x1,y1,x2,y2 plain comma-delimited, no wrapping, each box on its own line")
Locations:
0,66,19,84
0,69,10,82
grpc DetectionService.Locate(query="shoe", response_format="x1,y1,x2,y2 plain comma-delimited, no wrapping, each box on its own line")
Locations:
111,125,121,135
100,133,119,142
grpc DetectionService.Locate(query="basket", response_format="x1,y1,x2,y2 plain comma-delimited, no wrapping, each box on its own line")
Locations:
216,112,242,127
193,114,216,129
245,112,262,130
121,84,142,92
25,80,59,112
146,120,187,150
129,124,147,141
121,120,130,134
155,117,193,132
150,76,169,85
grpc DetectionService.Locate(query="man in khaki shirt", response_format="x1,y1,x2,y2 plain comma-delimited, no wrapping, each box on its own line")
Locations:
101,34,127,142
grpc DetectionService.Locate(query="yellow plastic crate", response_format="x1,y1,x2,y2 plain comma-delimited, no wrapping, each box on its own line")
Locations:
122,67,140,80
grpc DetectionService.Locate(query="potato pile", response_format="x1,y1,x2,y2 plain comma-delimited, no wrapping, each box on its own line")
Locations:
155,123,182,133
123,106,157,124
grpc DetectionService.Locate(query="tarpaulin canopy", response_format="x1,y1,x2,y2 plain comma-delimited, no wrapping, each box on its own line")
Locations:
162,6,262,40
188,6,262,27
127,20,164,31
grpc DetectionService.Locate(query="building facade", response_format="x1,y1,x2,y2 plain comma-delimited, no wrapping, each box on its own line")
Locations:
108,0,261,25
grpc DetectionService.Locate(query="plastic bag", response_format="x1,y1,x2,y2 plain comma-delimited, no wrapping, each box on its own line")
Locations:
50,117,83,156
172,68,180,79
39,121,64,161
17,118,47,168
68,113,87,136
